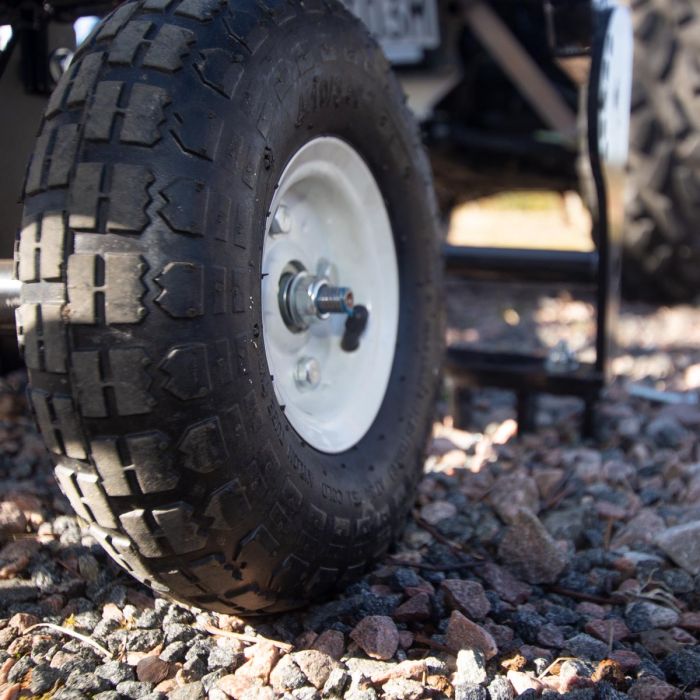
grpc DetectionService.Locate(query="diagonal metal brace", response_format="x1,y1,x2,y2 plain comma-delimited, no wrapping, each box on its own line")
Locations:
461,0,578,136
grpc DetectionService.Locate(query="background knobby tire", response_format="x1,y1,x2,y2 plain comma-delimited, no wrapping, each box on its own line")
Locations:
17,0,443,613
623,0,700,303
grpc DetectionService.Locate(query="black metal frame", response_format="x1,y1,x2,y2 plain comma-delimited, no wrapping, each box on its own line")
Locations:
443,6,621,437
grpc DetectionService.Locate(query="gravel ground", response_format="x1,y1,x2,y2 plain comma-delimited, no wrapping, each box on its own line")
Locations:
1,285,700,700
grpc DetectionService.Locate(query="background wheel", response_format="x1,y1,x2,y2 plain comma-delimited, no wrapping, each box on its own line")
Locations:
623,0,700,303
17,0,443,613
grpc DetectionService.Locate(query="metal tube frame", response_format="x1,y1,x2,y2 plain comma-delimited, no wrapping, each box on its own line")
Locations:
444,5,623,437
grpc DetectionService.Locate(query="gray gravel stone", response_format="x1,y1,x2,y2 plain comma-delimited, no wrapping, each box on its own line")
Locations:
163,622,196,645
564,633,609,661
162,606,194,625
271,654,307,692
625,602,679,632
127,628,163,651
135,609,162,629
201,669,226,693
8,655,34,682
160,640,189,663
488,675,515,700
322,667,350,697
185,638,213,660
660,568,694,594
92,693,121,700
207,644,243,671
115,680,155,699
92,618,121,641
645,416,686,448
425,655,451,676
30,663,61,694
57,657,95,680
30,639,58,664
62,638,98,655
76,553,100,581
182,655,208,680
94,660,135,686
660,650,700,688
105,629,128,654
65,669,112,694
72,610,101,633
382,677,425,700
456,648,488,685
455,682,490,700
543,504,595,545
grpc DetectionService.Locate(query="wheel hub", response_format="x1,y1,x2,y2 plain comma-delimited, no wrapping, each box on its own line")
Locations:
260,137,399,454
278,260,355,333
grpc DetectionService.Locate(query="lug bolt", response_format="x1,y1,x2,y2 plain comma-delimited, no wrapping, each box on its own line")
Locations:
271,205,292,234
295,356,321,389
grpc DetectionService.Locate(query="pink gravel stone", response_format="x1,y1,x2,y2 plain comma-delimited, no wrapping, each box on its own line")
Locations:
446,610,498,659
576,602,607,619
311,629,345,660
350,616,399,661
507,670,545,695
393,592,431,623
679,612,700,631
480,562,532,604
584,617,631,642
442,579,491,620
629,677,682,700
490,473,540,524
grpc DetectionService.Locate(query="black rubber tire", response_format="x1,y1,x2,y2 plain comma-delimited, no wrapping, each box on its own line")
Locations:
17,0,443,613
623,0,700,302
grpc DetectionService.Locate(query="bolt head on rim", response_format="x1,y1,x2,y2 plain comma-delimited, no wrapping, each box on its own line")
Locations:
295,356,321,390
261,137,399,454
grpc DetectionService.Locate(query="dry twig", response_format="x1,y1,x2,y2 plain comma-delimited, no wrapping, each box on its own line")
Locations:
24,623,112,658
547,586,623,606
201,625,293,652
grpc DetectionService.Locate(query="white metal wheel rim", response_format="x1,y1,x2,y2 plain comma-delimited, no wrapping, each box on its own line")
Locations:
261,137,399,454
597,5,633,167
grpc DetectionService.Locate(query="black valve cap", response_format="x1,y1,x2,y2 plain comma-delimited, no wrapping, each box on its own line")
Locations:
341,305,369,352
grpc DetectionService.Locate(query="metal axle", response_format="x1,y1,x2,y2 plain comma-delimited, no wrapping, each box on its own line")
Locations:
279,264,354,332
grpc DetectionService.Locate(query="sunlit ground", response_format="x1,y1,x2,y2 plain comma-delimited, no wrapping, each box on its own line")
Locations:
447,190,594,252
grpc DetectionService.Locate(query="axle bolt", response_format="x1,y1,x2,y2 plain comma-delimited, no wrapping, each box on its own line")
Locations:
295,356,321,390
271,205,292,234
315,285,354,315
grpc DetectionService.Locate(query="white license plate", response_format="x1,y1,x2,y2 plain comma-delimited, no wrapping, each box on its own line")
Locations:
341,0,440,64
